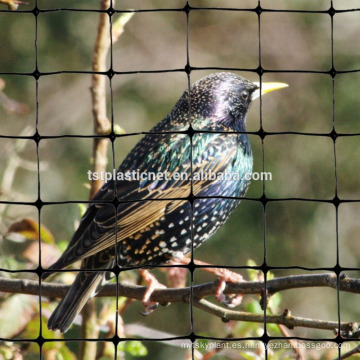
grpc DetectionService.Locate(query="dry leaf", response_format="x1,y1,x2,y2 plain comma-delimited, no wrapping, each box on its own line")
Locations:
8,218,55,245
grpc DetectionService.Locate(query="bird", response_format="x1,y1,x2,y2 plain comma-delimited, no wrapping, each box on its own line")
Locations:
45,72,288,332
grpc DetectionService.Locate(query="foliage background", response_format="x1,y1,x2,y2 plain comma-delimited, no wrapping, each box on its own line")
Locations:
0,0,360,359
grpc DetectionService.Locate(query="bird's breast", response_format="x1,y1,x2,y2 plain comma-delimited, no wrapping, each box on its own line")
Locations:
192,133,253,198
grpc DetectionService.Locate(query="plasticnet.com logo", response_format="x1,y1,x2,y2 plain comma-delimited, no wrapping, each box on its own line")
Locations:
87,169,272,183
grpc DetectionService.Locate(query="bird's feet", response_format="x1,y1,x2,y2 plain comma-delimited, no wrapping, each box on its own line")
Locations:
211,267,244,308
139,269,166,315
171,258,244,308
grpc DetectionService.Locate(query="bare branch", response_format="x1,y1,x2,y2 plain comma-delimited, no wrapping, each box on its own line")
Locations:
89,0,112,200
83,0,113,354
2,273,360,301
194,298,341,332
278,324,305,360
1,273,360,334
339,344,360,360
79,299,98,360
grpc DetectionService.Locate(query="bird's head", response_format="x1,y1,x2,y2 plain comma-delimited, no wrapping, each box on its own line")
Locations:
183,72,288,132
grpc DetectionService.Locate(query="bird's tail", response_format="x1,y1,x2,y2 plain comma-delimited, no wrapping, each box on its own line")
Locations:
47,271,104,333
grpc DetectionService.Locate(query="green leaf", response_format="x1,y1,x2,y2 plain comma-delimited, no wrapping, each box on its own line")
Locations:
267,269,275,281
246,259,261,282
0,294,37,338
113,124,126,135
240,351,263,360
113,13,134,32
246,259,257,267
23,315,63,352
267,323,282,336
244,298,262,313
268,293,282,313
0,345,15,360
124,341,148,357
57,240,70,253
78,203,87,218
58,345,77,360
0,256,20,270
8,218,55,245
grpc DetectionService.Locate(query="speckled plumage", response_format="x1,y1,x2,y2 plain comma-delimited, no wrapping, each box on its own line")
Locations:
46,72,259,332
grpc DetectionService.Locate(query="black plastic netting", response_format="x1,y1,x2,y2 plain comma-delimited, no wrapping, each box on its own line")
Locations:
0,1,360,359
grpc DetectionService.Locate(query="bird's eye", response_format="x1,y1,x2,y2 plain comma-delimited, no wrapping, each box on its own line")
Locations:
241,90,249,101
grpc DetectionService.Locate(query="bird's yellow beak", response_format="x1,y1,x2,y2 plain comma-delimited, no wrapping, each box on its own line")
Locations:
251,82,288,101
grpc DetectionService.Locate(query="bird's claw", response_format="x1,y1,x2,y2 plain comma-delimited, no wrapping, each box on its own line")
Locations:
139,269,166,315
215,277,227,302
172,258,245,308
220,293,244,308
141,301,160,316
215,276,244,308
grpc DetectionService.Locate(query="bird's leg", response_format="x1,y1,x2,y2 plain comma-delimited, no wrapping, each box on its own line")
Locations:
138,269,166,315
171,257,244,307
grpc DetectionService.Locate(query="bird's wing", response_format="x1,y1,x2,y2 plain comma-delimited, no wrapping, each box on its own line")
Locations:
47,133,237,270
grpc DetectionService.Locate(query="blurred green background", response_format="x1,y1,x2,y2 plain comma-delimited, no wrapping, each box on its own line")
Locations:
0,0,360,359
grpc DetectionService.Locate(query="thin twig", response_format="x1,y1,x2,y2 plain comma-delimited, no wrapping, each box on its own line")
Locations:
278,324,305,360
79,299,98,359
194,298,344,332
338,344,360,360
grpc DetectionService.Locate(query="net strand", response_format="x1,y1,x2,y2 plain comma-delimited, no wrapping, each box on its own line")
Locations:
0,1,354,359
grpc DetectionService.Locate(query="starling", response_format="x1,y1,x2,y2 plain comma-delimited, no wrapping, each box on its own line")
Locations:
45,72,287,332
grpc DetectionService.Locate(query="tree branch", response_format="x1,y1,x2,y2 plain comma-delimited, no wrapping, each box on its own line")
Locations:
194,299,342,331
339,344,360,360
1,273,359,334
89,0,112,200
2,273,360,300
84,0,113,356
